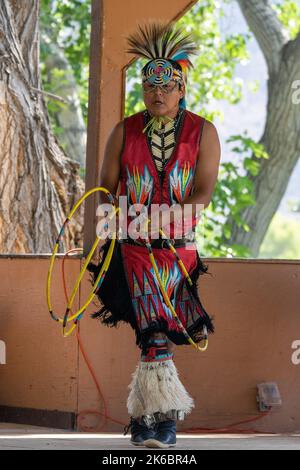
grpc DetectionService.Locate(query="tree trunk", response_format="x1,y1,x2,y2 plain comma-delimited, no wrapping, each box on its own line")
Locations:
43,46,87,168
223,0,300,257
0,0,84,253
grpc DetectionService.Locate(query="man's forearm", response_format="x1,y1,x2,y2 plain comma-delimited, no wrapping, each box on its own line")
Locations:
179,189,210,219
157,190,210,229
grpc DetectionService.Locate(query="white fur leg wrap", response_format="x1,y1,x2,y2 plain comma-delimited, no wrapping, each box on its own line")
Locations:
127,359,195,418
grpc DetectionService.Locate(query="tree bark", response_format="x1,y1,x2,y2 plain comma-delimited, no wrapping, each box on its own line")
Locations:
223,0,300,257
43,46,87,168
0,0,84,253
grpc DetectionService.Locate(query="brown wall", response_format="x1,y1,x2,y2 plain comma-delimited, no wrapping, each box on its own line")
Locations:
1,256,300,433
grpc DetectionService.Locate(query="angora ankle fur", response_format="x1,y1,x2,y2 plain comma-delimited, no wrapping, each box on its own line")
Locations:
127,359,195,418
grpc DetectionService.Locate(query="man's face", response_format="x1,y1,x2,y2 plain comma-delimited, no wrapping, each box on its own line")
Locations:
142,80,185,118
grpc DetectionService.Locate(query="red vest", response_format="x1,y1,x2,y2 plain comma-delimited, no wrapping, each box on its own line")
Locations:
119,109,205,241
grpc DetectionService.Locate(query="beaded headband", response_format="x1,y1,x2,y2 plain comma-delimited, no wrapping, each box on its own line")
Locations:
127,22,197,88
142,58,183,85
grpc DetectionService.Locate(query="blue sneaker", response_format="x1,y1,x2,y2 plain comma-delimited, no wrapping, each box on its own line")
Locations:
144,419,177,448
124,417,156,447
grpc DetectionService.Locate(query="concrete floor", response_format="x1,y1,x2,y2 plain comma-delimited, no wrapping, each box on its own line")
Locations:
0,423,300,450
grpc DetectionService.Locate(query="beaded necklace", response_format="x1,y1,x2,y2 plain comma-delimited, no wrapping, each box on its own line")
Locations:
143,109,184,174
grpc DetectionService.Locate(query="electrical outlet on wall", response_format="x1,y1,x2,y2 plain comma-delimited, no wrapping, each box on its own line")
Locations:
256,382,282,412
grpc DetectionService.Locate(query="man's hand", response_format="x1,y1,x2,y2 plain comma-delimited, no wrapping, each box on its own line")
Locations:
92,197,120,262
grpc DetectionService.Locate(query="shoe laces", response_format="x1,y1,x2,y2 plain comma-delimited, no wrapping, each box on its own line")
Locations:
123,417,134,436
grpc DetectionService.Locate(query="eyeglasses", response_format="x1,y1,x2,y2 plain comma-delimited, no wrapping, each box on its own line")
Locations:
142,81,179,94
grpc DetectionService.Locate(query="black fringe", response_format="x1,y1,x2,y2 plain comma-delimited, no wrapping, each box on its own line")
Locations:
185,252,215,340
87,239,138,336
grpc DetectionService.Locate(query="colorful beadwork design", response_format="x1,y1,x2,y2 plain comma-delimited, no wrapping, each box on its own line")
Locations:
130,257,203,332
143,59,174,85
169,161,194,204
119,241,212,343
125,164,154,207
150,262,181,320
141,338,174,362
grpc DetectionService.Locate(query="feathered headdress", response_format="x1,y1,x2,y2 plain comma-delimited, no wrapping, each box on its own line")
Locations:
127,22,198,85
